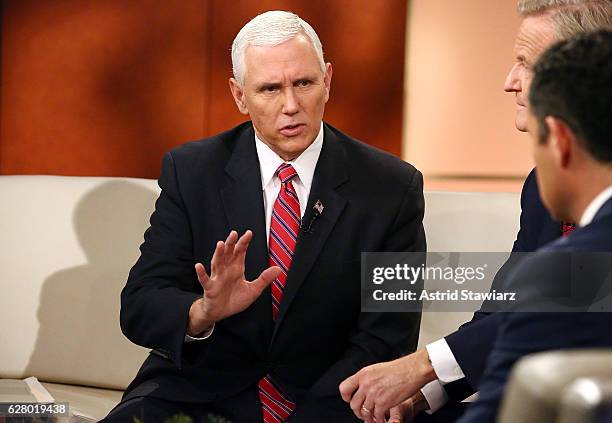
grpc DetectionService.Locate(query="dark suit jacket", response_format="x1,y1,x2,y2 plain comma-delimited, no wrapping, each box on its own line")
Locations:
458,196,612,423
119,121,425,421
443,169,561,400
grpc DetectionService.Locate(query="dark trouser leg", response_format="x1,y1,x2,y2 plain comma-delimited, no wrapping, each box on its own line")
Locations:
100,396,206,423
100,386,263,423
208,385,263,423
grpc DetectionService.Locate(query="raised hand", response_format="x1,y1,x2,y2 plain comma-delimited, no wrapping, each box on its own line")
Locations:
187,230,281,336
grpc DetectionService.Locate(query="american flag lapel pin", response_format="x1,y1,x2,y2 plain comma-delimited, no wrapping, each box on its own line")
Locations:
314,200,324,215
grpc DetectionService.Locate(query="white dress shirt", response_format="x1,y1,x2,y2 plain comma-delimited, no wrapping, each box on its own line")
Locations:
185,123,324,341
579,186,612,227
256,123,324,240
422,185,612,412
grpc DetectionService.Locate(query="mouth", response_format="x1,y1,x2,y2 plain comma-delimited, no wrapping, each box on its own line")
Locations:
280,123,305,137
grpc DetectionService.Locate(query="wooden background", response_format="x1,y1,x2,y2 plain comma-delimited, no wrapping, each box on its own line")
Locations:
0,0,407,178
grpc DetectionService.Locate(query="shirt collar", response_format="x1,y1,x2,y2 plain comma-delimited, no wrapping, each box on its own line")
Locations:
255,122,324,191
579,185,612,227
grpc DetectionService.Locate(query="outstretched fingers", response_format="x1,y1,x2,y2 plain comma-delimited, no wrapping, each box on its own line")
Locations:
224,230,238,257
234,230,253,257
210,240,225,276
195,263,210,289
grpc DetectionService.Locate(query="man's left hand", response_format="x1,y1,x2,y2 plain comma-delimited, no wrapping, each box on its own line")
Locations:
339,349,436,423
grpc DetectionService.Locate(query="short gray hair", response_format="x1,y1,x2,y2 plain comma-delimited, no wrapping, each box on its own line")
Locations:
231,11,325,86
518,0,612,39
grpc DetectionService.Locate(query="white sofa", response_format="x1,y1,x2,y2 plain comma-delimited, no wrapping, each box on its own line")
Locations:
0,175,521,420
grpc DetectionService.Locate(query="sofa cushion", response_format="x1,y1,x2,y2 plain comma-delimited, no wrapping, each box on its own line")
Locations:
43,382,123,422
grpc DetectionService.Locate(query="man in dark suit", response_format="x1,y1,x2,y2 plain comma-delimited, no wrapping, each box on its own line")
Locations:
458,28,612,422
101,10,424,423
339,2,611,422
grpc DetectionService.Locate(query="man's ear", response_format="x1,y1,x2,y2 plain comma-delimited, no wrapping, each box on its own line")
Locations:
545,116,575,169
323,63,333,103
229,78,249,115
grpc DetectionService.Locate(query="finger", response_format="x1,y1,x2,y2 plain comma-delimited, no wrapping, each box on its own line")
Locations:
374,404,386,423
349,389,366,420
234,230,253,256
398,399,417,423
387,406,402,423
362,398,376,423
250,266,281,295
224,230,238,258
339,374,359,403
400,398,417,423
195,263,210,289
210,240,225,276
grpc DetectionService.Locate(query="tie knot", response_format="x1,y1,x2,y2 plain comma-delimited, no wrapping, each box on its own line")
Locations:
276,163,297,184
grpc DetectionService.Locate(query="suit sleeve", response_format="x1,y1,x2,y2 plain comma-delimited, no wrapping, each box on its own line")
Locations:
120,152,201,368
511,168,543,253
291,170,426,422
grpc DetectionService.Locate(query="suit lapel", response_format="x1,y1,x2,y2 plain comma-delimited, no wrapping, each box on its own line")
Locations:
219,125,273,341
271,124,349,343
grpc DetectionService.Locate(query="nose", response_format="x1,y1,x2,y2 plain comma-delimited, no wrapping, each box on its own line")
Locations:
282,87,299,115
504,63,521,93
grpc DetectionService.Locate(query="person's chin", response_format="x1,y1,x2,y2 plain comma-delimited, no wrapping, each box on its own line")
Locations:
515,111,529,132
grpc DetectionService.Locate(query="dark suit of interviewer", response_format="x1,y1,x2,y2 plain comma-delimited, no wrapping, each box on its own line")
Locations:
338,3,612,422
458,29,612,422
101,11,425,423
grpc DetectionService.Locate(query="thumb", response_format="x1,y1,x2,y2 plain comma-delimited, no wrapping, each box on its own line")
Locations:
398,399,418,423
195,263,210,289
251,266,282,294
387,406,403,423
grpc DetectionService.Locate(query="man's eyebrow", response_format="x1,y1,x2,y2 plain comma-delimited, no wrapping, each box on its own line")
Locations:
294,73,320,81
256,81,282,90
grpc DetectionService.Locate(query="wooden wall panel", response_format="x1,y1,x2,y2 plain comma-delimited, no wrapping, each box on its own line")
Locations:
0,0,406,177
0,0,209,177
0,4,3,173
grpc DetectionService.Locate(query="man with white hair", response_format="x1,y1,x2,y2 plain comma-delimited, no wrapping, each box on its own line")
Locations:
102,10,425,423
339,1,611,422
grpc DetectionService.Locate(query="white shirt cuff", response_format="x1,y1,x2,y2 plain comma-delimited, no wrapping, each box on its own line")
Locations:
421,379,449,414
184,324,215,342
426,338,465,384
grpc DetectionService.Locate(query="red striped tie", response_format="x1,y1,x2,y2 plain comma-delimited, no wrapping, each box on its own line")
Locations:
259,163,299,422
562,222,575,237
267,163,301,320
259,375,296,423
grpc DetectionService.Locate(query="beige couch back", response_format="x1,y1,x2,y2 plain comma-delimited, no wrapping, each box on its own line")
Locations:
0,175,521,389
419,190,521,346
0,176,156,389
